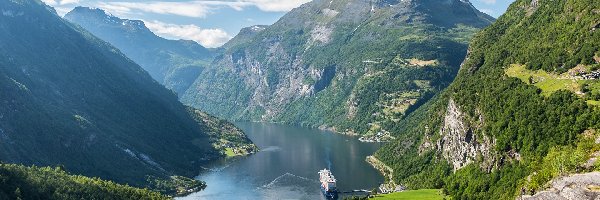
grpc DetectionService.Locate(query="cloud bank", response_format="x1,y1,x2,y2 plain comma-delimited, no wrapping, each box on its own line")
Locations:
144,20,232,48
478,0,497,4
245,0,310,12
97,0,310,18
42,0,80,6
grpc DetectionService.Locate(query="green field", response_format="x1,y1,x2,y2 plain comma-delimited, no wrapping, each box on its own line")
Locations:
505,64,582,96
588,100,600,106
505,64,600,107
372,189,445,200
224,148,236,157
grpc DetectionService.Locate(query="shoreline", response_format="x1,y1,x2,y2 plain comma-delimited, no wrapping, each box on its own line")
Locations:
366,156,402,194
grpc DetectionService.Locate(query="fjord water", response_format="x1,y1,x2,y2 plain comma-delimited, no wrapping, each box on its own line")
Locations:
181,122,384,200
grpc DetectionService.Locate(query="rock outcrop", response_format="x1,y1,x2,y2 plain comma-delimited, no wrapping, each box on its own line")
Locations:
521,172,600,200
437,99,496,172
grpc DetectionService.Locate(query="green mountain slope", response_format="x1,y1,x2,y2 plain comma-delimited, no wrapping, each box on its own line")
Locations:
221,25,268,49
0,163,168,200
0,0,251,186
182,0,494,136
64,7,215,97
376,0,600,199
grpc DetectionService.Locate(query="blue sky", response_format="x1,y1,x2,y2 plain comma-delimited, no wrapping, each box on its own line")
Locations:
470,0,514,18
43,0,515,48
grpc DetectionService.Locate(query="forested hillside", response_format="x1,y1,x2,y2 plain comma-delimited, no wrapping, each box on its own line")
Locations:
0,0,252,187
0,164,168,200
182,0,494,138
65,7,215,96
376,0,600,198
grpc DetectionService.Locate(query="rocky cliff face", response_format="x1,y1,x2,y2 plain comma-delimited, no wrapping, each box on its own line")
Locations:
182,0,493,135
521,172,600,200
417,98,497,173
436,99,496,172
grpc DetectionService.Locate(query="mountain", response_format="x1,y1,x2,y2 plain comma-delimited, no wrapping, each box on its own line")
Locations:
181,0,494,137
64,7,215,97
0,0,254,186
221,25,268,49
375,0,600,199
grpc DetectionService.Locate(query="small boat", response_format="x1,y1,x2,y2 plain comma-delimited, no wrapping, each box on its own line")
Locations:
318,169,338,199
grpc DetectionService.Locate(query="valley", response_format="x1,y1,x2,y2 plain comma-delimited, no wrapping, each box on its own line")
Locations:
179,122,384,200
0,0,598,199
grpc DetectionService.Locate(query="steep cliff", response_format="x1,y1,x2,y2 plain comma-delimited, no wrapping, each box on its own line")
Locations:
182,0,494,136
376,0,600,199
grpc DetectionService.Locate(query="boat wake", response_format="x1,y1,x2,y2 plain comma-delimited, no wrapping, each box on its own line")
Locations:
200,163,232,172
325,147,332,170
260,172,318,189
256,172,321,200
260,146,282,152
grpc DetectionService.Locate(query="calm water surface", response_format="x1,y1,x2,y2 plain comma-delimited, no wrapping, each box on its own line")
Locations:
180,122,384,200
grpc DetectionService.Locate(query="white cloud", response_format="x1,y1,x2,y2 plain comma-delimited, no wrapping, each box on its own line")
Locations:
41,0,80,6
93,4,134,16
95,0,309,18
41,0,80,16
244,0,310,12
53,6,74,15
479,8,495,15
60,0,80,4
478,0,497,4
97,2,215,18
144,20,232,48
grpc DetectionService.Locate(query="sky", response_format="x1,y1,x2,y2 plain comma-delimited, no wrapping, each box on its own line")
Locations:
42,0,515,48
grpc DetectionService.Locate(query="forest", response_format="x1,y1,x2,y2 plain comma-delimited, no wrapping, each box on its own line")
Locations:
0,164,168,200
377,0,600,198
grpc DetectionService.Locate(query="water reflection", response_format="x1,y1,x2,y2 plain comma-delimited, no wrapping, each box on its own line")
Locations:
180,122,383,200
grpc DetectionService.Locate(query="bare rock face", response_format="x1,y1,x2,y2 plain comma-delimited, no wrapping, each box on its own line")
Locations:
310,25,334,44
521,172,600,200
437,99,496,172
210,47,320,120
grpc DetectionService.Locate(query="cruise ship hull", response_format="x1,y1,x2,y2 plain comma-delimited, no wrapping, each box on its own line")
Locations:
320,185,338,199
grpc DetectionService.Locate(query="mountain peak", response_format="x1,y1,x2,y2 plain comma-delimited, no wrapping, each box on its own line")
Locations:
275,0,493,29
66,7,150,32
239,25,268,35
70,6,108,16
221,25,268,49
68,6,116,22
65,6,213,96
384,0,493,27
249,25,268,32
